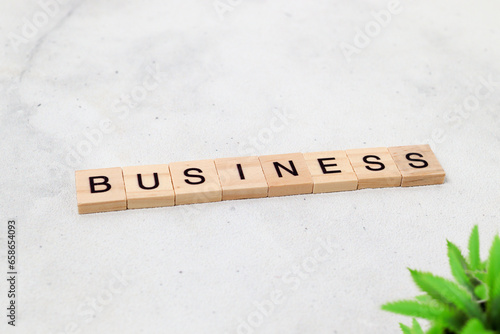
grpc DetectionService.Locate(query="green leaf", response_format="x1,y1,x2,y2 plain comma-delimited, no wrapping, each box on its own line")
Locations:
486,236,500,292
470,270,487,283
448,240,473,290
382,300,445,319
415,294,434,304
459,318,494,334
489,297,500,330
491,275,500,300
382,300,462,331
426,324,444,334
409,270,485,323
488,275,500,329
468,226,481,271
411,318,425,334
474,284,487,300
400,323,412,334
400,319,426,334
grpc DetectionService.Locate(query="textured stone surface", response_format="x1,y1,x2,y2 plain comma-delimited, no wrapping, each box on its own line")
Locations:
0,0,499,333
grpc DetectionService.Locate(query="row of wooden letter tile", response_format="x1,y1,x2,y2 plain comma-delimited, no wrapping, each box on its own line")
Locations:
75,145,445,214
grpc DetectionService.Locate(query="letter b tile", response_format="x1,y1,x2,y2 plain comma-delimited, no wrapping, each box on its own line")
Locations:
75,167,127,214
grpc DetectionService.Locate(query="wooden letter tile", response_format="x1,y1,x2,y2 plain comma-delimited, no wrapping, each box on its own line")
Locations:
169,160,222,205
75,167,127,214
259,153,313,197
388,144,445,186
303,151,358,193
214,156,268,200
122,164,175,209
346,147,402,189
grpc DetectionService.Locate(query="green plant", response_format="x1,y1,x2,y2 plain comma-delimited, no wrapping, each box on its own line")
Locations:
382,226,500,334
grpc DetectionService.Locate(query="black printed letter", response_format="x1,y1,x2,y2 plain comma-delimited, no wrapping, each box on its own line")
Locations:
184,168,206,185
363,155,385,171
137,173,160,190
406,153,429,168
236,164,245,180
317,158,341,174
89,176,111,193
273,161,298,177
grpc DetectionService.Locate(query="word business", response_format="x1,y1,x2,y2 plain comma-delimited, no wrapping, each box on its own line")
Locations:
75,145,445,214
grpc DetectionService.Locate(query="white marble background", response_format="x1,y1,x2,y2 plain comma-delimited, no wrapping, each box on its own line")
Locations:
1,0,499,333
